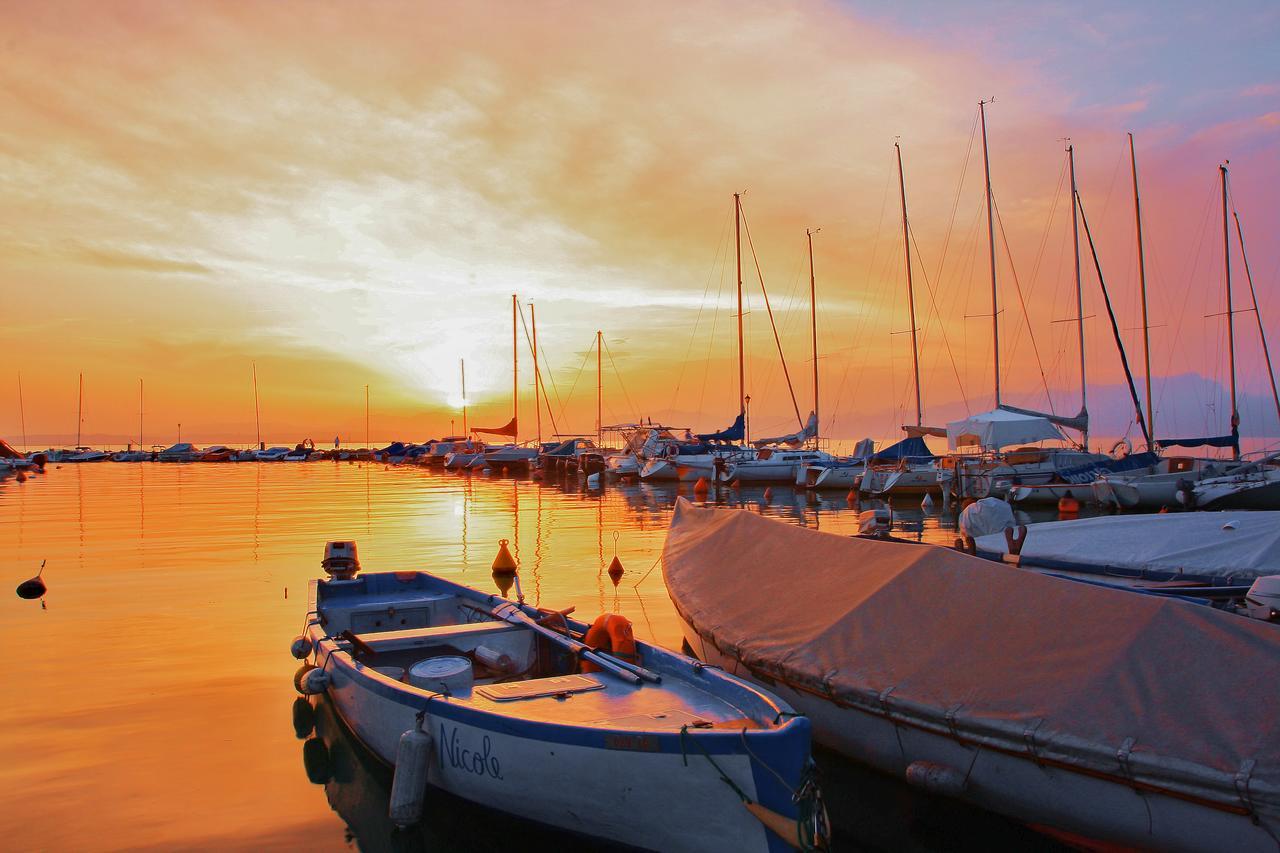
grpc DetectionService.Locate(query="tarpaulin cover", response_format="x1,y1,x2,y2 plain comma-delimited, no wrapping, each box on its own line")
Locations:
663,500,1280,814
696,414,745,443
946,408,1064,450
870,435,935,462
975,511,1280,581
1054,451,1159,484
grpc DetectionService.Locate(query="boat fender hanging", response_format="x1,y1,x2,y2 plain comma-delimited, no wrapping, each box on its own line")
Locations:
290,634,313,660
581,614,637,673
292,697,316,739
389,719,434,827
904,760,967,797
294,663,330,695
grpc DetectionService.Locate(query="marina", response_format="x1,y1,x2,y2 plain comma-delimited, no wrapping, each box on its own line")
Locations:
5,3,1280,851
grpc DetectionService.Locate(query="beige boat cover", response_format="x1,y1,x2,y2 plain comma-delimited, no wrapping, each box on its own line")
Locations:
663,500,1280,814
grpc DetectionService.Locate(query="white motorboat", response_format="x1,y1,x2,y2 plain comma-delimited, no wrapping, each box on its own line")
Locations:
158,443,201,462
1186,462,1280,510
253,446,291,461
727,449,833,485
806,461,863,490
479,444,539,467
664,500,1280,851
111,449,153,462
293,542,826,852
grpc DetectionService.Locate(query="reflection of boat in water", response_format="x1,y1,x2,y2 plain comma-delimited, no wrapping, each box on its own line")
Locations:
295,545,823,851
299,694,618,853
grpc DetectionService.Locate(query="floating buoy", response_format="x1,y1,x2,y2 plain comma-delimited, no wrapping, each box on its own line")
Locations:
921,492,935,511
389,721,434,826
905,760,968,796
290,634,313,660
763,487,773,502
1058,491,1080,515
15,560,47,600
846,488,857,507
586,472,601,490
302,737,331,784
292,697,316,739
608,555,624,587
491,539,517,573
15,470,26,483
693,476,709,496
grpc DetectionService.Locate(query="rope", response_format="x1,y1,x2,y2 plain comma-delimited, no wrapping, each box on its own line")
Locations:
602,338,640,424
992,195,1057,413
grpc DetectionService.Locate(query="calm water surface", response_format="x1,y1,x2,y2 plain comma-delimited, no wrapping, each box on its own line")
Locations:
3,462,1070,851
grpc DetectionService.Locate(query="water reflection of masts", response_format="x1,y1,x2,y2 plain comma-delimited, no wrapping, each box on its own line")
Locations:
532,482,543,606
253,462,261,565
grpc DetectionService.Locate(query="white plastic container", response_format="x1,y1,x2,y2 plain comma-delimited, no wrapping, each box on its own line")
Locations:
408,656,474,695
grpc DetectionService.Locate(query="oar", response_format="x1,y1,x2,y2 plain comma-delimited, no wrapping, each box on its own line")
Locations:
473,601,660,685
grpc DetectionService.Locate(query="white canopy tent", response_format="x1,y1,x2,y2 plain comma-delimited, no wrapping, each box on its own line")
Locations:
946,407,1064,451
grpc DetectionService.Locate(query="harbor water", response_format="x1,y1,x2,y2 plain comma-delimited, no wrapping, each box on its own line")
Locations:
3,462,1074,850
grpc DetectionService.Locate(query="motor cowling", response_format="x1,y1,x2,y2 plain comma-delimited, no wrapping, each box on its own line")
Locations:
322,540,360,580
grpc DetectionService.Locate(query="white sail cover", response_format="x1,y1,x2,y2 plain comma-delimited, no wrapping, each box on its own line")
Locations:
753,411,818,449
975,511,1280,580
663,500,1280,817
946,408,1064,450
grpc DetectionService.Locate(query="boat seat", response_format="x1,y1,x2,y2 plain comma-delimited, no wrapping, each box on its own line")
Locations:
353,620,520,653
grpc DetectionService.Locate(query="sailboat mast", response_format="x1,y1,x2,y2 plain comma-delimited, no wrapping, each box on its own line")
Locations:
895,142,923,428
139,378,144,449
1129,133,1154,449
735,193,745,434
596,330,603,446
252,362,261,447
18,373,27,451
1221,164,1238,458
506,292,512,440
980,100,1001,407
531,303,542,445
807,227,820,446
1068,144,1088,449
76,371,83,447
364,384,370,449
461,359,468,435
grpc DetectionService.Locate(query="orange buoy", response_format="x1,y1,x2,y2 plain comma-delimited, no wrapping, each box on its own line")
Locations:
607,555,624,586
16,470,27,483
491,539,517,572
1058,491,1080,515
693,476,709,496
581,614,637,672
846,488,857,507
763,487,773,502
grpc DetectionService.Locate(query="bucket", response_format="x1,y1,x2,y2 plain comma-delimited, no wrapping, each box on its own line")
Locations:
408,656,474,695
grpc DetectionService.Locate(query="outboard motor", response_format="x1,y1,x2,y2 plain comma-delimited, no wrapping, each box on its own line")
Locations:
1244,576,1280,622
322,540,360,580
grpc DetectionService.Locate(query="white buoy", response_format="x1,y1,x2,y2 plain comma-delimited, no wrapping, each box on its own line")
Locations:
586,472,601,490
921,493,935,511
905,760,967,796
299,668,330,695
389,722,434,826
290,634,313,659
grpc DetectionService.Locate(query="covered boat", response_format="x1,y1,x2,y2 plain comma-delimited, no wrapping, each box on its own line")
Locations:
663,500,1280,850
973,511,1280,586
296,542,825,852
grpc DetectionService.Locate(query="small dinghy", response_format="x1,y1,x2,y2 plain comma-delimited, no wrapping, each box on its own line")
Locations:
292,541,826,853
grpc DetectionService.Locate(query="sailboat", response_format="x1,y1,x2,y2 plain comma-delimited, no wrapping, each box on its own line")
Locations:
946,119,1126,503
857,142,950,499
112,379,153,461
57,373,109,462
729,229,832,484
641,194,759,482
1094,158,1273,509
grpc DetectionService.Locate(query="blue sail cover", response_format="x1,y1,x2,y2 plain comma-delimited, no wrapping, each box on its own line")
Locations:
870,435,935,462
1156,428,1239,452
1055,451,1159,484
696,414,745,443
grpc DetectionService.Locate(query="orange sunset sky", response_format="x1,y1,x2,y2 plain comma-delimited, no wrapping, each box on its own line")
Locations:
3,1,1278,448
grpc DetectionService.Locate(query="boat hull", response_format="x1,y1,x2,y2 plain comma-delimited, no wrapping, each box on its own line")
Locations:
674,613,1271,853
810,466,862,490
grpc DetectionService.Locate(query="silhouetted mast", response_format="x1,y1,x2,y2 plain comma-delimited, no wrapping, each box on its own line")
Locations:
895,141,923,427
980,100,1001,407
1129,133,1154,449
